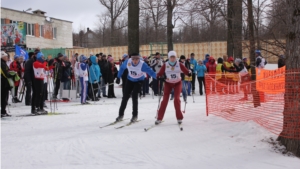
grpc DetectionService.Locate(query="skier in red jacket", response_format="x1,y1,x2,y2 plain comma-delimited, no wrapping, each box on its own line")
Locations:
156,51,191,125
32,52,48,115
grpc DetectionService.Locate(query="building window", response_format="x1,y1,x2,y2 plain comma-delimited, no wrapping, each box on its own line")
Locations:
53,27,57,39
27,24,35,36
10,20,17,24
40,25,44,37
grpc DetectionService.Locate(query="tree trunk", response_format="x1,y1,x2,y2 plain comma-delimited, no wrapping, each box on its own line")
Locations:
247,0,261,108
227,0,234,56
227,0,243,58
167,0,174,52
277,0,300,157
128,0,139,54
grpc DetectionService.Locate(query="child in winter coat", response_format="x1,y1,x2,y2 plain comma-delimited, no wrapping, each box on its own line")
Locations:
156,51,191,125
10,55,24,102
195,59,206,95
79,55,89,104
89,55,101,101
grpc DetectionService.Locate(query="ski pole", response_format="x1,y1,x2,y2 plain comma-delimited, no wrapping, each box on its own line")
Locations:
189,81,195,103
182,81,188,113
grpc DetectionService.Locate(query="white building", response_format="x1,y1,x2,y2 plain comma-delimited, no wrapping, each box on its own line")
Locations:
1,7,73,50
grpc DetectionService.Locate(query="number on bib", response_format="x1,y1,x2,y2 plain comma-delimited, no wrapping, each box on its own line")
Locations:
170,74,177,79
130,71,137,76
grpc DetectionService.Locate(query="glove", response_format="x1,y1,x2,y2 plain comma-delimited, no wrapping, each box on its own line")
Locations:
158,77,165,82
116,78,120,84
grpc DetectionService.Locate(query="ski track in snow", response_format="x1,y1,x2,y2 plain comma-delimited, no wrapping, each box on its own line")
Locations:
2,64,300,169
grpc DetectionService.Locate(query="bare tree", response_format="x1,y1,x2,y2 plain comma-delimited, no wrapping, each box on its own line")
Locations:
128,0,139,54
227,0,243,58
99,0,129,46
277,0,300,157
141,0,166,42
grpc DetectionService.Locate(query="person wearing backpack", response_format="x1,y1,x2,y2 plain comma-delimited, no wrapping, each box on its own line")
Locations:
255,50,267,69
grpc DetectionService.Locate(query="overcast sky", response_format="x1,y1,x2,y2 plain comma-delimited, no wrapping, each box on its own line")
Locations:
1,0,105,32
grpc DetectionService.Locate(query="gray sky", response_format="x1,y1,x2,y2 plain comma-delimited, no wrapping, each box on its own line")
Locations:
1,0,105,32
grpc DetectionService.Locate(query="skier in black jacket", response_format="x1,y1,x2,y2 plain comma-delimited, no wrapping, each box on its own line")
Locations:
98,55,109,97
52,53,65,99
23,52,35,106
1,51,14,117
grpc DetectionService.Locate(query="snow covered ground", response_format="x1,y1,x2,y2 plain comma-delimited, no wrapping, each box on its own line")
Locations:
1,64,299,169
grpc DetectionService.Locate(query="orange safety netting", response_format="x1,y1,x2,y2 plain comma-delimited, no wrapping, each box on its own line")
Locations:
205,67,300,139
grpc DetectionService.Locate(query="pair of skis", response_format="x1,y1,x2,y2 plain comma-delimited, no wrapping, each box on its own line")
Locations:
100,119,183,131
99,119,143,129
144,121,183,132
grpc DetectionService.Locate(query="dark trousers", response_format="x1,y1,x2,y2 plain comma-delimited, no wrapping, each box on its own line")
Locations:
25,81,32,105
33,79,44,109
119,80,142,117
43,83,47,103
108,83,115,97
14,86,19,97
143,78,149,95
54,79,61,97
192,73,196,91
31,81,36,111
89,83,99,100
197,77,205,95
122,76,127,96
1,88,9,115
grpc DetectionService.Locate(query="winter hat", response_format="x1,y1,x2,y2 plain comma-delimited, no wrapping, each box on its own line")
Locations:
57,53,63,58
228,56,234,62
90,52,94,56
108,57,114,62
1,51,8,58
279,55,285,59
217,57,223,64
80,55,87,62
243,57,248,61
14,55,20,60
255,50,261,55
205,54,210,58
36,52,45,62
235,58,242,63
180,55,186,60
122,54,128,59
168,51,177,58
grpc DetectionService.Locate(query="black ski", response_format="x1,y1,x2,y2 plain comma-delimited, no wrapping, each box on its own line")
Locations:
99,118,129,129
144,121,165,132
115,119,144,129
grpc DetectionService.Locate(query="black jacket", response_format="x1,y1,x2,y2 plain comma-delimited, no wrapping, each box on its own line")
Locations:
180,60,191,80
53,59,64,80
1,59,13,90
61,61,72,82
229,63,245,72
278,58,285,68
99,60,109,83
107,63,118,83
24,57,35,84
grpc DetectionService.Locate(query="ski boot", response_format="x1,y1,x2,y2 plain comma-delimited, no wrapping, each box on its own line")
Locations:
155,120,162,125
130,116,138,123
116,115,124,122
177,119,182,125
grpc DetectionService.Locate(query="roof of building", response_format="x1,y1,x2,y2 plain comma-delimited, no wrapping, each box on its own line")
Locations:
1,7,73,23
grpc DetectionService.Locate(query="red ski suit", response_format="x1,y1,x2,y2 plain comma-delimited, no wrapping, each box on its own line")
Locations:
156,62,190,120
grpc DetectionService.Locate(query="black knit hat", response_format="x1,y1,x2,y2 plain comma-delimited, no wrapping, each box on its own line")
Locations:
180,55,186,60
57,53,63,58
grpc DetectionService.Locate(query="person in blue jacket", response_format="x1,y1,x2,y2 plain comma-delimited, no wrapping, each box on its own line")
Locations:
79,55,89,104
115,53,157,122
89,55,101,101
202,54,210,66
196,59,207,95
189,53,198,94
